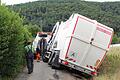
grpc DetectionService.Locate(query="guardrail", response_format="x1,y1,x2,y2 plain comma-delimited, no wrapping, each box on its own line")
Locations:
110,44,120,47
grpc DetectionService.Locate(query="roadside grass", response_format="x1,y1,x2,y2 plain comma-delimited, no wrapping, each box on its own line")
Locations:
95,47,120,80
1,65,25,80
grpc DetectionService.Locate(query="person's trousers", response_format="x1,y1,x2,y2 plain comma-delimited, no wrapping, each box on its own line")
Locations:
26,58,33,73
41,50,47,60
36,52,40,60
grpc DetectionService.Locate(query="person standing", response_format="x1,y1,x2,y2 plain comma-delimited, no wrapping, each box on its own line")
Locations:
39,37,47,61
25,40,34,74
35,45,40,62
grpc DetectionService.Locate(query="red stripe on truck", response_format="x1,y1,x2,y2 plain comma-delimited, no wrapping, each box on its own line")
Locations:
97,25,113,49
96,27,112,35
78,16,94,24
65,37,72,58
97,24,112,32
78,15,112,32
72,17,79,34
65,16,79,58
108,32,114,48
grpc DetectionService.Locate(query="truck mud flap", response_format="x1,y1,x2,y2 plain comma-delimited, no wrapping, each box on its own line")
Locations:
48,52,55,65
51,50,60,68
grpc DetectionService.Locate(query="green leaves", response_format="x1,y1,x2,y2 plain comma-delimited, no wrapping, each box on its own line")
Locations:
9,1,120,33
24,24,41,37
0,5,29,77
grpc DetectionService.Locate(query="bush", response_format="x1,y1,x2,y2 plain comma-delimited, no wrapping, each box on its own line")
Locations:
95,47,120,80
0,5,31,78
24,24,42,37
112,34,119,44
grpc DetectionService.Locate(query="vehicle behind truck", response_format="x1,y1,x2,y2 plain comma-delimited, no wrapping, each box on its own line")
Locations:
46,13,114,78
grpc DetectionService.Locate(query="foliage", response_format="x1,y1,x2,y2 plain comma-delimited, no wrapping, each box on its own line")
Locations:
22,26,32,43
0,5,31,78
24,24,42,37
9,0,120,33
112,34,120,44
95,47,120,80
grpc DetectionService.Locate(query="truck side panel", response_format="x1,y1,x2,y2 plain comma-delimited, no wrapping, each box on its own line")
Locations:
59,15,78,60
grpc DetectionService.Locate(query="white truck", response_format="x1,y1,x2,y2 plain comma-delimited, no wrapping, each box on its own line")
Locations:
47,13,114,78
47,22,60,52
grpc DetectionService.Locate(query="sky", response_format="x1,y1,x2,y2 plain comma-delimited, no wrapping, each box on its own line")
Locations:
86,0,120,2
1,0,39,5
1,0,120,5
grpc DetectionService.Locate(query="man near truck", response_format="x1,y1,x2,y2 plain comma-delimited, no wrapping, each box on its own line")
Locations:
25,40,34,74
36,43,40,62
39,37,47,61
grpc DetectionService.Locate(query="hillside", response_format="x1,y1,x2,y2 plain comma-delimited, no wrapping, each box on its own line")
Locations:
9,0,120,33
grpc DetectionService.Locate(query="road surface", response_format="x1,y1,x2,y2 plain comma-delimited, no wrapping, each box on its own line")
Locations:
15,61,85,80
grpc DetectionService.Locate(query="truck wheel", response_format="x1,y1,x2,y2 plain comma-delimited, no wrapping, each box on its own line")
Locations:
42,55,48,62
42,52,49,62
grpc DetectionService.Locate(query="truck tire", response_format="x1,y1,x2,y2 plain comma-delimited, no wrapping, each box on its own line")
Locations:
42,55,48,62
42,52,49,62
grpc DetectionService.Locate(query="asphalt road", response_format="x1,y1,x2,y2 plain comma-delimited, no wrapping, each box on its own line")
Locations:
15,61,85,80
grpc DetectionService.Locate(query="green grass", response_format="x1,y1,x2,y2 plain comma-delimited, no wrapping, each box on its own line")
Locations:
95,47,120,80
1,65,25,80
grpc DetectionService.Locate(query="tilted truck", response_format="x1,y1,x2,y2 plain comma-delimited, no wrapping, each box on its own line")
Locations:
46,13,114,78
44,22,60,61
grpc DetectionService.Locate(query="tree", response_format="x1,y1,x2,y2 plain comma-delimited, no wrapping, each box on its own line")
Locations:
9,1,120,33
0,5,31,77
24,24,42,37
8,0,120,44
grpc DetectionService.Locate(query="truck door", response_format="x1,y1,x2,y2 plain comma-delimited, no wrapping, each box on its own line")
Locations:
66,16,96,66
83,23,113,69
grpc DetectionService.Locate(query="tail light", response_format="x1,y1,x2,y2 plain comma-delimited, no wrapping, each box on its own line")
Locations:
63,61,69,65
91,71,97,76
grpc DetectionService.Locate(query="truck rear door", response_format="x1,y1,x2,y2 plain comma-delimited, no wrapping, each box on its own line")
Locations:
83,23,113,69
66,14,113,70
66,15,96,66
